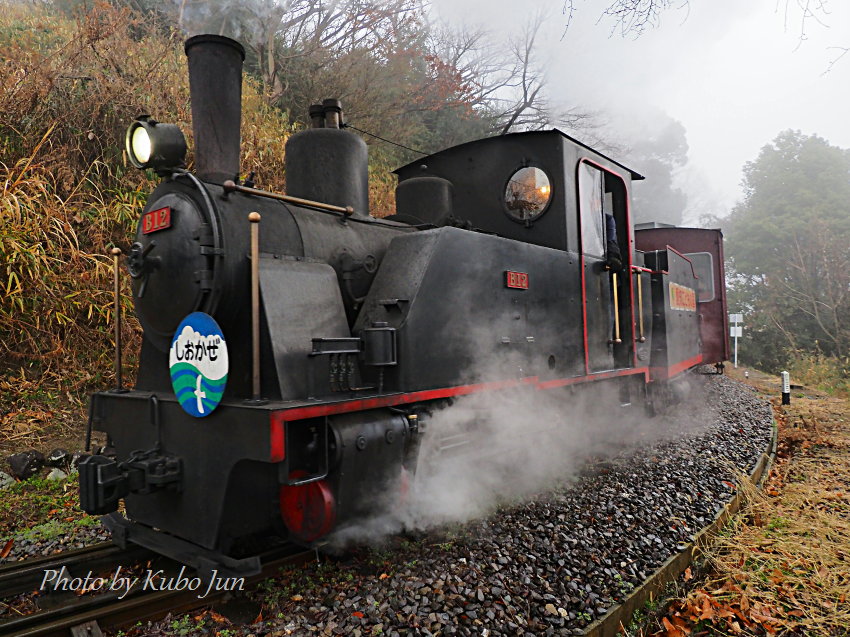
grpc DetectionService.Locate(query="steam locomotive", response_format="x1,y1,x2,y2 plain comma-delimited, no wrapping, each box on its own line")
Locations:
78,34,729,577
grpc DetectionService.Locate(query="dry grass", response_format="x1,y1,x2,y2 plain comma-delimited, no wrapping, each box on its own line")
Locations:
787,352,850,398
649,371,850,636
1,2,184,369
0,2,294,452
0,2,296,357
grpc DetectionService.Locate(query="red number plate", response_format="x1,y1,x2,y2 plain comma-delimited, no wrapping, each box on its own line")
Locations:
142,207,172,234
505,270,529,290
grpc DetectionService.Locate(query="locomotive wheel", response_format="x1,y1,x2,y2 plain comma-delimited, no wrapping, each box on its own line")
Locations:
279,471,336,542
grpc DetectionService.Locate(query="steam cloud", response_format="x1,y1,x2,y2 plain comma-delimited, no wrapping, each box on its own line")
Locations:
327,324,711,549
174,0,281,40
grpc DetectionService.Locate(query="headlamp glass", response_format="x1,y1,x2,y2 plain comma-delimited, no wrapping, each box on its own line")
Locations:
125,117,186,173
131,125,152,165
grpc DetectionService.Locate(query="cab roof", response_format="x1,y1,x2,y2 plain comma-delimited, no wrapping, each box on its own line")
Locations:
395,129,645,181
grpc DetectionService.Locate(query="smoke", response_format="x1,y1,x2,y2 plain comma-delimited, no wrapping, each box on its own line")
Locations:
175,0,246,39
326,324,713,549
174,0,291,40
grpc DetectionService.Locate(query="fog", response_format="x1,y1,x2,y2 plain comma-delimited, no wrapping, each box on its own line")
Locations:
432,0,850,220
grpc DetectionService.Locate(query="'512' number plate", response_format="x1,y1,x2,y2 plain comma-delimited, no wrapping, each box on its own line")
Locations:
142,207,172,234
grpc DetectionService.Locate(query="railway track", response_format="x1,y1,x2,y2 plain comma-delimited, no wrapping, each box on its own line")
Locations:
0,540,314,636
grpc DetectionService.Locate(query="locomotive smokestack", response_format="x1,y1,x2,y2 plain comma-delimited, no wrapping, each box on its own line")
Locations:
184,34,245,184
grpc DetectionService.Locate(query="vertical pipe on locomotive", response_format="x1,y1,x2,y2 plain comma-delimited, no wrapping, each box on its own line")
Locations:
111,247,124,392
248,211,264,403
184,34,245,184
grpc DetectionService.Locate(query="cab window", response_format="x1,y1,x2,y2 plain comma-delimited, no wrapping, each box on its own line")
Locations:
578,163,604,257
578,161,627,258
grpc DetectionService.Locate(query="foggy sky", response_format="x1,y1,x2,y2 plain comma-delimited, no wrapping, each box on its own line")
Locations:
431,0,850,224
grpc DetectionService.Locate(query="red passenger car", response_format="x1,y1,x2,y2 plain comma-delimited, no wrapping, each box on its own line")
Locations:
635,224,730,371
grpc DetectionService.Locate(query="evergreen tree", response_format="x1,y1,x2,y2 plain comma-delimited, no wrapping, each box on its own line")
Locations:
725,130,850,369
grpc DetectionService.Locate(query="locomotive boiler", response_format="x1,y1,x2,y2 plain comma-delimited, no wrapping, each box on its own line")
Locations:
79,34,729,577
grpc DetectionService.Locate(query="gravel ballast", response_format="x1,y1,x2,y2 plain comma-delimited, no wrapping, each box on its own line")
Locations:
6,374,774,636
3,525,111,561
216,374,773,636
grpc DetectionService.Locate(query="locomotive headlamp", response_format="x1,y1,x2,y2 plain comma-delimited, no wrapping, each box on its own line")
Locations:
130,125,151,164
125,115,187,174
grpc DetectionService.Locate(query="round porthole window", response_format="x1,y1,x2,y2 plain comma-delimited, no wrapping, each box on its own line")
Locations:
504,167,552,222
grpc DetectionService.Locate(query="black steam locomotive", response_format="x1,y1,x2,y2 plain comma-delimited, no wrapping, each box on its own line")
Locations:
79,34,729,576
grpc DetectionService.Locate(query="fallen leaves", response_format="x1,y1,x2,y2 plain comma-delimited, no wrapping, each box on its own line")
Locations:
649,378,850,636
655,585,785,637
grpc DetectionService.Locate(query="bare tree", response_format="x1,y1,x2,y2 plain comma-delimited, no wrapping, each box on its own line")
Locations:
780,226,850,357
556,0,847,70
247,0,425,103
175,0,425,102
562,0,688,37
496,16,545,134
779,0,849,71
432,15,595,137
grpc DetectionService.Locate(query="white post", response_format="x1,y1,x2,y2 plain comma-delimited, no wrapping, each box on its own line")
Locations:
734,330,738,368
729,313,743,369
781,371,791,405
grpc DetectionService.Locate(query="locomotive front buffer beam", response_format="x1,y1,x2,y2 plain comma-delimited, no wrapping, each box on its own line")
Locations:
78,451,182,515
78,389,422,575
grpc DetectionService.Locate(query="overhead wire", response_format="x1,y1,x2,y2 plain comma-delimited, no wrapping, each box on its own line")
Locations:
341,122,429,157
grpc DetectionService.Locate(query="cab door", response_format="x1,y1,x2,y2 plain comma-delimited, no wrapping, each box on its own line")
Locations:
577,161,633,373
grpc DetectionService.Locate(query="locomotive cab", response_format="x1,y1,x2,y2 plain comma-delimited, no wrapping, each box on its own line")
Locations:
384,130,645,382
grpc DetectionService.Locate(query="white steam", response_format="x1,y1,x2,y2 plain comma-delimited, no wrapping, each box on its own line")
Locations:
327,334,712,549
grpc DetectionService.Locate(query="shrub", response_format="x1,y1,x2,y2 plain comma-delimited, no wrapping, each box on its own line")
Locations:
0,1,292,386
786,352,850,396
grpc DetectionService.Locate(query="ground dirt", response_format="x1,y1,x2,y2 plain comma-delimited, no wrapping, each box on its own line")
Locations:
0,364,105,461
647,367,850,636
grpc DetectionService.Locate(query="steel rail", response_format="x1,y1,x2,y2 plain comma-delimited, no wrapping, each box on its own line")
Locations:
0,543,153,600
1,545,313,637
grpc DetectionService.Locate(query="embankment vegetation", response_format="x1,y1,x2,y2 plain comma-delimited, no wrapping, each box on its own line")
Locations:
0,4,294,447
1,0,567,448
648,369,850,636
724,131,850,393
